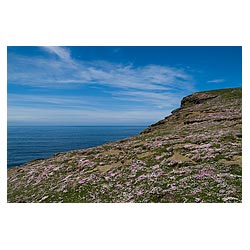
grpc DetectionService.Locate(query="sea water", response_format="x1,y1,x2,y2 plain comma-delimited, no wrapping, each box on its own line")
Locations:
7,126,146,168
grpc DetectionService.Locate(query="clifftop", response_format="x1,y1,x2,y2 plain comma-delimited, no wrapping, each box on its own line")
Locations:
8,87,242,203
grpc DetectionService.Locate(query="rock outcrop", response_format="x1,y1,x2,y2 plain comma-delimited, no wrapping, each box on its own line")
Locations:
7,87,242,203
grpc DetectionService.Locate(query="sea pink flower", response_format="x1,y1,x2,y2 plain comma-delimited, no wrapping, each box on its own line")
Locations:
137,190,143,196
79,179,86,184
191,188,201,195
82,159,91,164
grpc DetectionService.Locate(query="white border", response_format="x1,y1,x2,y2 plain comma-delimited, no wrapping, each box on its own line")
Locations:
0,1,249,250
0,45,7,201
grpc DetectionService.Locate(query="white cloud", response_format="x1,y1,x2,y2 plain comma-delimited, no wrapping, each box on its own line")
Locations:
110,90,183,108
8,47,196,125
8,47,195,93
8,105,169,126
207,79,225,83
42,46,73,63
7,94,102,110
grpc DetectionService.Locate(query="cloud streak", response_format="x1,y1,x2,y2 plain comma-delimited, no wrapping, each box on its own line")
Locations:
8,47,194,92
8,46,197,125
8,105,169,125
110,90,183,108
207,79,225,83
42,46,72,62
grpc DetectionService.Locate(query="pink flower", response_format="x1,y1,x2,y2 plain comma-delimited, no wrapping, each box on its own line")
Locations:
137,190,143,196
81,159,91,164
191,188,201,195
79,179,86,184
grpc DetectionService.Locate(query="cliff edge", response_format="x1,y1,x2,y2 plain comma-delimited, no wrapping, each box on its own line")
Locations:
7,87,242,203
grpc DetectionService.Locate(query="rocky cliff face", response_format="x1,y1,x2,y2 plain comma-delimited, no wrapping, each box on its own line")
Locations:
7,88,242,203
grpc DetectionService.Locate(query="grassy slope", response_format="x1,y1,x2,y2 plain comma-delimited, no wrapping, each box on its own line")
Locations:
7,87,242,203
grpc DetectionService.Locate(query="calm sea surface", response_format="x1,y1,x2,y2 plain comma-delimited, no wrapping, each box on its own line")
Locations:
8,126,146,168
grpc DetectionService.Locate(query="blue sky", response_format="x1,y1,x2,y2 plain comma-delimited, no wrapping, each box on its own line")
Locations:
7,46,242,126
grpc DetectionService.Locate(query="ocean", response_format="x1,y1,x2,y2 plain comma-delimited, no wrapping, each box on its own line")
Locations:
7,126,146,168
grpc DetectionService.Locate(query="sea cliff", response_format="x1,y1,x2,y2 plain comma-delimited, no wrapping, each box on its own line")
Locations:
7,87,242,203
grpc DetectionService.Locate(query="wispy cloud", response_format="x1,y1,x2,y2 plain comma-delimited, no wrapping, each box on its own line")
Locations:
42,46,73,63
207,79,225,83
8,46,197,125
8,105,168,125
8,46,194,91
110,90,183,108
7,94,102,110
